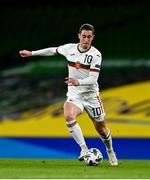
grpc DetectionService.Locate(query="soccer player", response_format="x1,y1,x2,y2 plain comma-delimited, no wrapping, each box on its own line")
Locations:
19,23,118,166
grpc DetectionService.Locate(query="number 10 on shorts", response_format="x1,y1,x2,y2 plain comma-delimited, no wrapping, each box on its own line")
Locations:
92,107,101,117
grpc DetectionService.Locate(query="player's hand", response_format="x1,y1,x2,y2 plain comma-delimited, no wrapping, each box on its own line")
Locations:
19,50,32,57
65,77,79,86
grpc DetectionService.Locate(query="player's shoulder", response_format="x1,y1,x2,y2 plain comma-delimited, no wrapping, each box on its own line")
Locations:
57,43,77,55
90,46,102,57
61,43,77,49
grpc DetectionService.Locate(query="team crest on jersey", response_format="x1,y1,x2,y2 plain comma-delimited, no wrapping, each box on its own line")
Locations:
75,61,81,69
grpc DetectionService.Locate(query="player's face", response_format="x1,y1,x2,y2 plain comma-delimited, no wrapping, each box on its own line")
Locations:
78,30,94,49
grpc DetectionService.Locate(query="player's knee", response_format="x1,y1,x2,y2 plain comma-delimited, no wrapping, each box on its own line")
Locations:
64,113,76,121
94,119,107,137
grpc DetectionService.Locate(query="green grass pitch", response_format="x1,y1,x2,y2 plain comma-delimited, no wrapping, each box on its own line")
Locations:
0,159,149,179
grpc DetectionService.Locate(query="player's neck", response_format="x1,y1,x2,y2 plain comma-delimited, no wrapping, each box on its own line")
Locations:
78,45,89,52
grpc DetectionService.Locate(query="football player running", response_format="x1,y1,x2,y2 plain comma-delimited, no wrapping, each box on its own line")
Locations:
19,23,118,166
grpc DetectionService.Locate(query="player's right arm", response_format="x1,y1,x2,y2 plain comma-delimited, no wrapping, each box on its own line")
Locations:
19,50,32,57
19,43,71,58
19,47,58,58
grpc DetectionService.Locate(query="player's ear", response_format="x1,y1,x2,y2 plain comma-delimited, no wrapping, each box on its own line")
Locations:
92,34,95,40
78,33,81,40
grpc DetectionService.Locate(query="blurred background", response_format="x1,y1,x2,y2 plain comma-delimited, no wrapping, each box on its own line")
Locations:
0,0,150,159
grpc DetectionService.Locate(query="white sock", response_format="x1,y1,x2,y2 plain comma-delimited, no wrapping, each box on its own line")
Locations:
101,128,113,151
67,120,88,151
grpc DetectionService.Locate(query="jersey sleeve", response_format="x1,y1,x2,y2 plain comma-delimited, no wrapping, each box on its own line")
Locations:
90,52,102,72
32,47,57,56
56,44,70,57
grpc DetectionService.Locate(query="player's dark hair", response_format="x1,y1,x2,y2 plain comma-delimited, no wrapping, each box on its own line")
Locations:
79,23,95,34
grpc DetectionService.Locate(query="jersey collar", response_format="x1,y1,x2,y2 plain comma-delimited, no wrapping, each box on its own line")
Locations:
77,44,91,53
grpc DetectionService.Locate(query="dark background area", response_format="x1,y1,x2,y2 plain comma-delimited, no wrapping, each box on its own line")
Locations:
0,0,150,67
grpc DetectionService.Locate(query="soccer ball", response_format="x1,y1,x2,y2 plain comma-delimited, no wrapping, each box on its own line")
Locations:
84,148,103,166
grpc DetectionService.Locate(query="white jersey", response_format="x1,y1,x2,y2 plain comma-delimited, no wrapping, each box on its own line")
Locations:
57,43,102,99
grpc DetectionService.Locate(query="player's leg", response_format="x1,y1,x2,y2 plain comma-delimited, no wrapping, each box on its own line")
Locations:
84,96,118,166
93,120,118,166
64,100,88,160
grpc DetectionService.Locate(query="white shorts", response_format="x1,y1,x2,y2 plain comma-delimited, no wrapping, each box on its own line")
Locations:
66,94,106,122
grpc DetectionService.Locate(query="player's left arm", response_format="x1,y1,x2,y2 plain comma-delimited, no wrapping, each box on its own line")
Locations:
78,53,101,85
77,71,99,85
65,53,101,86
65,71,99,86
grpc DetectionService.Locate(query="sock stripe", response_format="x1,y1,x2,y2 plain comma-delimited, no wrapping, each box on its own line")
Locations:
66,119,76,125
67,120,77,127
